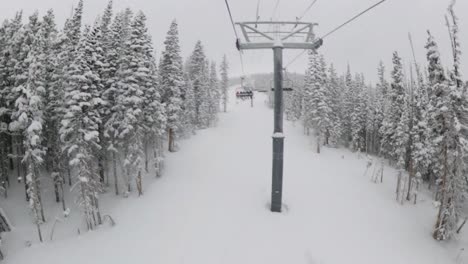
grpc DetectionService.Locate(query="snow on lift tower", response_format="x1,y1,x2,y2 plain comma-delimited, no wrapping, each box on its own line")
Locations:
235,20,322,213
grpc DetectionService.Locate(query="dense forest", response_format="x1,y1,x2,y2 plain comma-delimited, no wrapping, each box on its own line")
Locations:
285,2,467,241
0,0,230,246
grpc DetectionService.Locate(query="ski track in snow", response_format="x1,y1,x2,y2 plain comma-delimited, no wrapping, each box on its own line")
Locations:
3,89,467,264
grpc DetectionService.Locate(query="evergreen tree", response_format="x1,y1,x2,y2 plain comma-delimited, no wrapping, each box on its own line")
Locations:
326,64,343,146
305,52,330,153
433,2,468,240
342,65,354,145
208,61,220,125
350,74,368,152
10,25,49,242
220,55,229,113
373,61,389,154
108,11,154,195
60,30,103,229
181,73,197,136
380,52,406,161
188,41,210,128
160,20,184,152
104,9,133,195
425,31,446,189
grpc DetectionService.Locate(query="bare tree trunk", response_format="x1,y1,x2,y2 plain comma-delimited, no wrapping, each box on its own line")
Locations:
98,154,105,184
380,162,384,183
105,155,110,187
406,159,414,201
8,135,14,171
67,164,72,187
34,177,46,223
316,134,321,154
396,172,402,201
136,170,143,196
144,140,149,173
112,152,119,195
16,141,29,201
126,166,131,193
433,145,448,240
154,145,161,178
36,223,43,243
168,128,175,152
54,174,60,203
93,196,102,225
413,179,419,205
457,218,467,234
60,178,66,212
98,126,106,184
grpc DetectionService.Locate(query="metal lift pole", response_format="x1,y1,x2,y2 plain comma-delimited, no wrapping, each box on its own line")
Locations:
271,42,284,212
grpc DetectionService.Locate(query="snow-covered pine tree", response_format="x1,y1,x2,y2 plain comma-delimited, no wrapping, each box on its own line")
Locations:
160,20,184,152
342,65,354,146
187,41,210,128
35,10,70,210
60,28,103,230
433,1,467,240
9,12,41,197
425,31,446,190
48,0,85,189
141,42,166,177
180,72,197,136
198,59,212,128
109,11,153,195
41,9,58,170
83,19,108,186
80,2,113,187
10,25,49,242
208,61,220,126
380,52,406,162
0,13,24,197
406,63,430,202
145,59,166,177
373,61,389,155
220,55,229,113
394,93,410,170
104,9,133,195
93,0,114,187
350,74,368,152
305,52,330,153
285,74,304,123
326,64,343,146
302,51,314,135
365,82,378,154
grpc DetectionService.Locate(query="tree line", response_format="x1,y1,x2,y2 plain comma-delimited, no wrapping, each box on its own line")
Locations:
285,1,467,241
0,0,230,243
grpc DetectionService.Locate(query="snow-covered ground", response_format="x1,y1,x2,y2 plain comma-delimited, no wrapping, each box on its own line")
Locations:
2,89,467,264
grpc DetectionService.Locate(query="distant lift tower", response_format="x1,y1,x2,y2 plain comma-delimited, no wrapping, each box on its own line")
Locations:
236,21,322,212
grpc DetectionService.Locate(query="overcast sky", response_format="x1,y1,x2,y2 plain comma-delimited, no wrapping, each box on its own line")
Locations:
1,0,467,83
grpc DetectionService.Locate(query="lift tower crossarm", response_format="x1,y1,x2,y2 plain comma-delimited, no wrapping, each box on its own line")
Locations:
238,41,322,50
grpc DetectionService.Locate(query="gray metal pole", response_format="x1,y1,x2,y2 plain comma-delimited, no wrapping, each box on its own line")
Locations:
271,43,284,213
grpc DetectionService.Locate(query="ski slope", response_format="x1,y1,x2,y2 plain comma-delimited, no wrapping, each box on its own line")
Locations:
4,89,466,264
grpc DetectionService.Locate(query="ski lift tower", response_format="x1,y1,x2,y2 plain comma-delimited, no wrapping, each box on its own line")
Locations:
236,21,322,212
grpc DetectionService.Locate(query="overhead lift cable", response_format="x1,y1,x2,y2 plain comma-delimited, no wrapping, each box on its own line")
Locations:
297,0,319,21
285,0,388,68
224,0,246,75
271,0,281,21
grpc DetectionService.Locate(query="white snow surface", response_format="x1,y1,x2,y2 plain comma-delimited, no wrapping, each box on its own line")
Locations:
3,89,467,264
